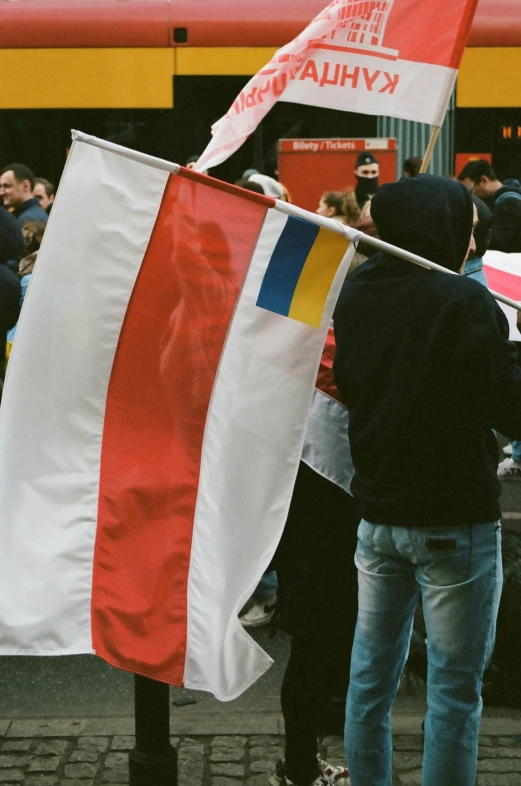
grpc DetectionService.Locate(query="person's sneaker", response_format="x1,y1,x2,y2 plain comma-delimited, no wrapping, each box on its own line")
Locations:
239,594,277,627
497,457,521,480
503,443,513,456
317,758,350,786
269,759,349,786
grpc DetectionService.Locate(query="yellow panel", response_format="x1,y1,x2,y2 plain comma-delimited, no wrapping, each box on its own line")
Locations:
175,47,277,76
0,49,174,109
457,48,521,108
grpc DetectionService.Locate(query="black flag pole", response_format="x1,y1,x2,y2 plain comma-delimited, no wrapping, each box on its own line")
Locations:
129,674,177,786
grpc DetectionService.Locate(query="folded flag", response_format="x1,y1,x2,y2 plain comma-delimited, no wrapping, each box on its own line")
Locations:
483,251,521,341
0,132,354,700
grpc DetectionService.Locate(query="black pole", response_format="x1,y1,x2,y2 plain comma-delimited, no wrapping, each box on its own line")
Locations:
129,674,177,786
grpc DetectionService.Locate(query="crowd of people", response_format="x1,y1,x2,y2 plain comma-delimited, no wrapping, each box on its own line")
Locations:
2,150,521,786
0,162,53,393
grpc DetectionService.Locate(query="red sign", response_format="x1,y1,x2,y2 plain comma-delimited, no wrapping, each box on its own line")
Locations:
455,152,492,177
277,137,397,213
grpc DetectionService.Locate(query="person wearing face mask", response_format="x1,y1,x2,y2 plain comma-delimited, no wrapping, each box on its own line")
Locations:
334,175,521,786
354,152,380,211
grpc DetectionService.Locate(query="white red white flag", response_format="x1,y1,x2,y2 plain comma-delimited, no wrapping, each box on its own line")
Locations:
484,251,521,341
0,133,354,701
197,0,479,172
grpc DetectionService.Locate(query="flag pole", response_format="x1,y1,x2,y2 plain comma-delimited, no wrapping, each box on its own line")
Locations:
419,126,441,174
129,675,177,786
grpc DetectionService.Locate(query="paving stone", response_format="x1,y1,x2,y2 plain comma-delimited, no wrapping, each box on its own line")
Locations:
497,738,521,747
480,737,494,747
250,759,275,773
210,747,245,762
246,777,270,786
393,752,423,771
170,737,180,748
0,725,10,739
24,777,59,786
211,762,246,777
68,750,99,763
477,775,521,786
59,781,94,786
28,756,60,772
110,735,134,751
393,736,424,752
212,778,243,786
104,752,128,768
178,759,204,786
25,778,59,786
0,757,30,769
212,736,247,747
250,746,283,761
64,762,101,778
179,744,205,758
0,771,24,783
34,740,69,756
77,736,110,752
478,759,521,772
101,770,128,783
0,742,31,753
396,769,422,786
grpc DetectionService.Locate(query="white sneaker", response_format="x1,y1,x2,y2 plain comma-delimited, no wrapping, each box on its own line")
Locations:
497,457,521,481
269,758,349,786
503,443,513,456
239,594,277,627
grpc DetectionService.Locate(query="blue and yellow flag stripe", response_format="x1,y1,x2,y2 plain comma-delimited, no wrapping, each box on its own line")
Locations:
256,216,350,328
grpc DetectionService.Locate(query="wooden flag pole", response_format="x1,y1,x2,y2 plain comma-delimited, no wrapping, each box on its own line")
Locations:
419,126,441,174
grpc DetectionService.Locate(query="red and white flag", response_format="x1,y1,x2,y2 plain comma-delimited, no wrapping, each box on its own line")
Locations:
484,251,521,341
197,0,479,172
0,132,354,700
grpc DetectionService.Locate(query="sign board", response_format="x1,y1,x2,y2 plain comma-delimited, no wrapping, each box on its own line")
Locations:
454,152,492,177
277,138,397,212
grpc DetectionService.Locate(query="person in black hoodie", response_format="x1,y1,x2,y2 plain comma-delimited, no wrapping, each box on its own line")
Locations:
333,175,521,786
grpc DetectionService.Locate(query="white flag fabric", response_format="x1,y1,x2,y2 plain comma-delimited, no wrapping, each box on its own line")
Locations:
196,0,479,172
0,133,354,701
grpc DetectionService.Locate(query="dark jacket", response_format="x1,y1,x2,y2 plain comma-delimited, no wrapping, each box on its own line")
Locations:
487,180,521,253
0,209,23,379
12,197,49,226
333,174,521,528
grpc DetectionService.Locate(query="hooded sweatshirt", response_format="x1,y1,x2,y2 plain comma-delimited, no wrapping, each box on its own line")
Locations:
333,174,521,528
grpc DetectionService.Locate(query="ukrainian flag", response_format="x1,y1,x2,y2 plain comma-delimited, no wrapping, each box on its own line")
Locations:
256,215,351,328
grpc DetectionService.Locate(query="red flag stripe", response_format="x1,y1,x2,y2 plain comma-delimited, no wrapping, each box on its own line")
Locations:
484,265,521,303
91,173,268,683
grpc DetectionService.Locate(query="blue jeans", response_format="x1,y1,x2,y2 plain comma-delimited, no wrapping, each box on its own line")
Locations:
512,441,521,462
253,570,277,602
345,519,502,786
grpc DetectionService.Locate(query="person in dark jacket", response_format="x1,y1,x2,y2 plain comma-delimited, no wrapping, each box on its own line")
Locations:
333,175,521,786
462,194,491,285
0,208,23,382
0,163,48,226
458,159,521,252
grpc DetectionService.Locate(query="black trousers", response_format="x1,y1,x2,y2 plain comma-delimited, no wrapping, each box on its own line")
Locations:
280,631,354,785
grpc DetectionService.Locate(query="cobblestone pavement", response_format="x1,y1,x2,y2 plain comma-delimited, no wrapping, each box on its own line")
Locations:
1,716,520,785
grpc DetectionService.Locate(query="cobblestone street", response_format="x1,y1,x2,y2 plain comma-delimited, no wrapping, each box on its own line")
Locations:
1,716,520,786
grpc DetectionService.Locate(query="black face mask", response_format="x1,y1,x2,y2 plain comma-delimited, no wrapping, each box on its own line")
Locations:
355,175,379,208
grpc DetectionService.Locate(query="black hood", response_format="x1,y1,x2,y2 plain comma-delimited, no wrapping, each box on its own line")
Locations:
371,174,474,272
